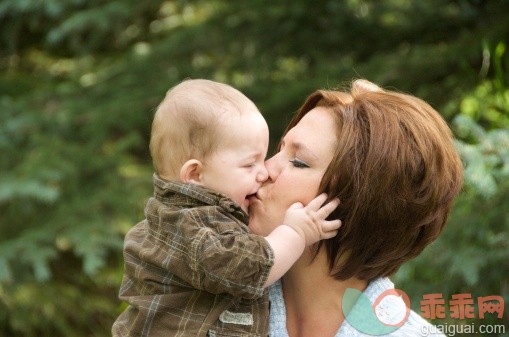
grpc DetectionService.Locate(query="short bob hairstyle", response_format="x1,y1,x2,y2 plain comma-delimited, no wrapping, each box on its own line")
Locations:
283,79,464,281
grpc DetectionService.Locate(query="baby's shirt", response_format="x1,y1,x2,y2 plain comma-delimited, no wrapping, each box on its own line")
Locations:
112,174,275,337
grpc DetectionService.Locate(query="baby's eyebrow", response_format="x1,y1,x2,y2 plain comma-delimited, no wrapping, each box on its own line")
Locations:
242,151,263,161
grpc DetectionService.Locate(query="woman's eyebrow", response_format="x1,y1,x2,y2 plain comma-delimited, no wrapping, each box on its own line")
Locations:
293,141,318,160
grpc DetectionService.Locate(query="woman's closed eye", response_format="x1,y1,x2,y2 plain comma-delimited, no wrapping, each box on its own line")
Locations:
290,159,309,168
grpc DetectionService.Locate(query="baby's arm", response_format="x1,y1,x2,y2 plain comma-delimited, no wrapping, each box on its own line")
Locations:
142,194,339,299
263,193,341,287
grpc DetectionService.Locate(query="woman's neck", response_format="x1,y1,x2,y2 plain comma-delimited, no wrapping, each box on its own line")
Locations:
282,247,367,337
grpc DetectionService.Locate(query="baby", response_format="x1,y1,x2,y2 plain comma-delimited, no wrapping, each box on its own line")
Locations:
112,79,340,336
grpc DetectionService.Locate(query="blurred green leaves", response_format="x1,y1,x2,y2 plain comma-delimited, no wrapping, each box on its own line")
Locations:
454,115,509,197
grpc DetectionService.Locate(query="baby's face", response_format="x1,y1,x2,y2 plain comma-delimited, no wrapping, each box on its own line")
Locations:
199,112,269,213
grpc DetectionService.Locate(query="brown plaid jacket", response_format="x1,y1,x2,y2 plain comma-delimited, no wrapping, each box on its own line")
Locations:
112,174,274,337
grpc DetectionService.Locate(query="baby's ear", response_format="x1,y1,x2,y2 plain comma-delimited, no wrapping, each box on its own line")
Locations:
180,159,203,184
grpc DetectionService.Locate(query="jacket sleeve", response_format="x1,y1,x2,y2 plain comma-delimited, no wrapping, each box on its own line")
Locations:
137,198,274,299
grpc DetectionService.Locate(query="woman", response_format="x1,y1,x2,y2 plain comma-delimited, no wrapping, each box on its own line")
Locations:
248,79,463,336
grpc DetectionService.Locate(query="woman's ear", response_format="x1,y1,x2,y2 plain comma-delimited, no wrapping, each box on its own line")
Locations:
180,159,203,184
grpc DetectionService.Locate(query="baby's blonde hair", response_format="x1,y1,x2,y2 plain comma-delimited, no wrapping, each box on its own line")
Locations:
150,79,259,179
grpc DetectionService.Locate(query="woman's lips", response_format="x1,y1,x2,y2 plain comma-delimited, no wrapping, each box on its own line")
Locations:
249,192,261,201
246,193,261,208
247,194,261,214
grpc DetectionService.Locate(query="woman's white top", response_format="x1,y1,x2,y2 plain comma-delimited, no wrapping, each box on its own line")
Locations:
269,277,446,337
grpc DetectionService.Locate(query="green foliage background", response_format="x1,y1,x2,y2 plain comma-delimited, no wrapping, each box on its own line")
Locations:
0,0,508,336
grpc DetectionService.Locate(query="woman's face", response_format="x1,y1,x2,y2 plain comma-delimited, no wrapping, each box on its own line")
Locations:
249,106,338,236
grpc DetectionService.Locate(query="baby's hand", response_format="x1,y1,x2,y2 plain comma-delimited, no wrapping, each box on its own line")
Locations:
283,194,341,246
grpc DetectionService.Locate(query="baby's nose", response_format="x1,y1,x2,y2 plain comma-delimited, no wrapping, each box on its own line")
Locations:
257,165,269,182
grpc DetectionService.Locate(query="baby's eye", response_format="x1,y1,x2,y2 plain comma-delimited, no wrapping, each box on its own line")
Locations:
243,163,256,168
289,159,309,168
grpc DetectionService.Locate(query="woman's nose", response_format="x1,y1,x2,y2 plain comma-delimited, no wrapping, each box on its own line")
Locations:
264,153,281,182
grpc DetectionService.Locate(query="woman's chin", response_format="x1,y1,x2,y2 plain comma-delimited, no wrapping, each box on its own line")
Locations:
247,221,263,235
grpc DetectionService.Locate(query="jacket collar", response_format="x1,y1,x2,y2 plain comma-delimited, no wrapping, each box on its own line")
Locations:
152,173,249,224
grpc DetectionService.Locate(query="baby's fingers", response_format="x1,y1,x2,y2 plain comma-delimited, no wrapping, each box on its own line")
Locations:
322,219,342,232
316,198,340,219
322,230,338,239
321,220,341,239
305,193,328,211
